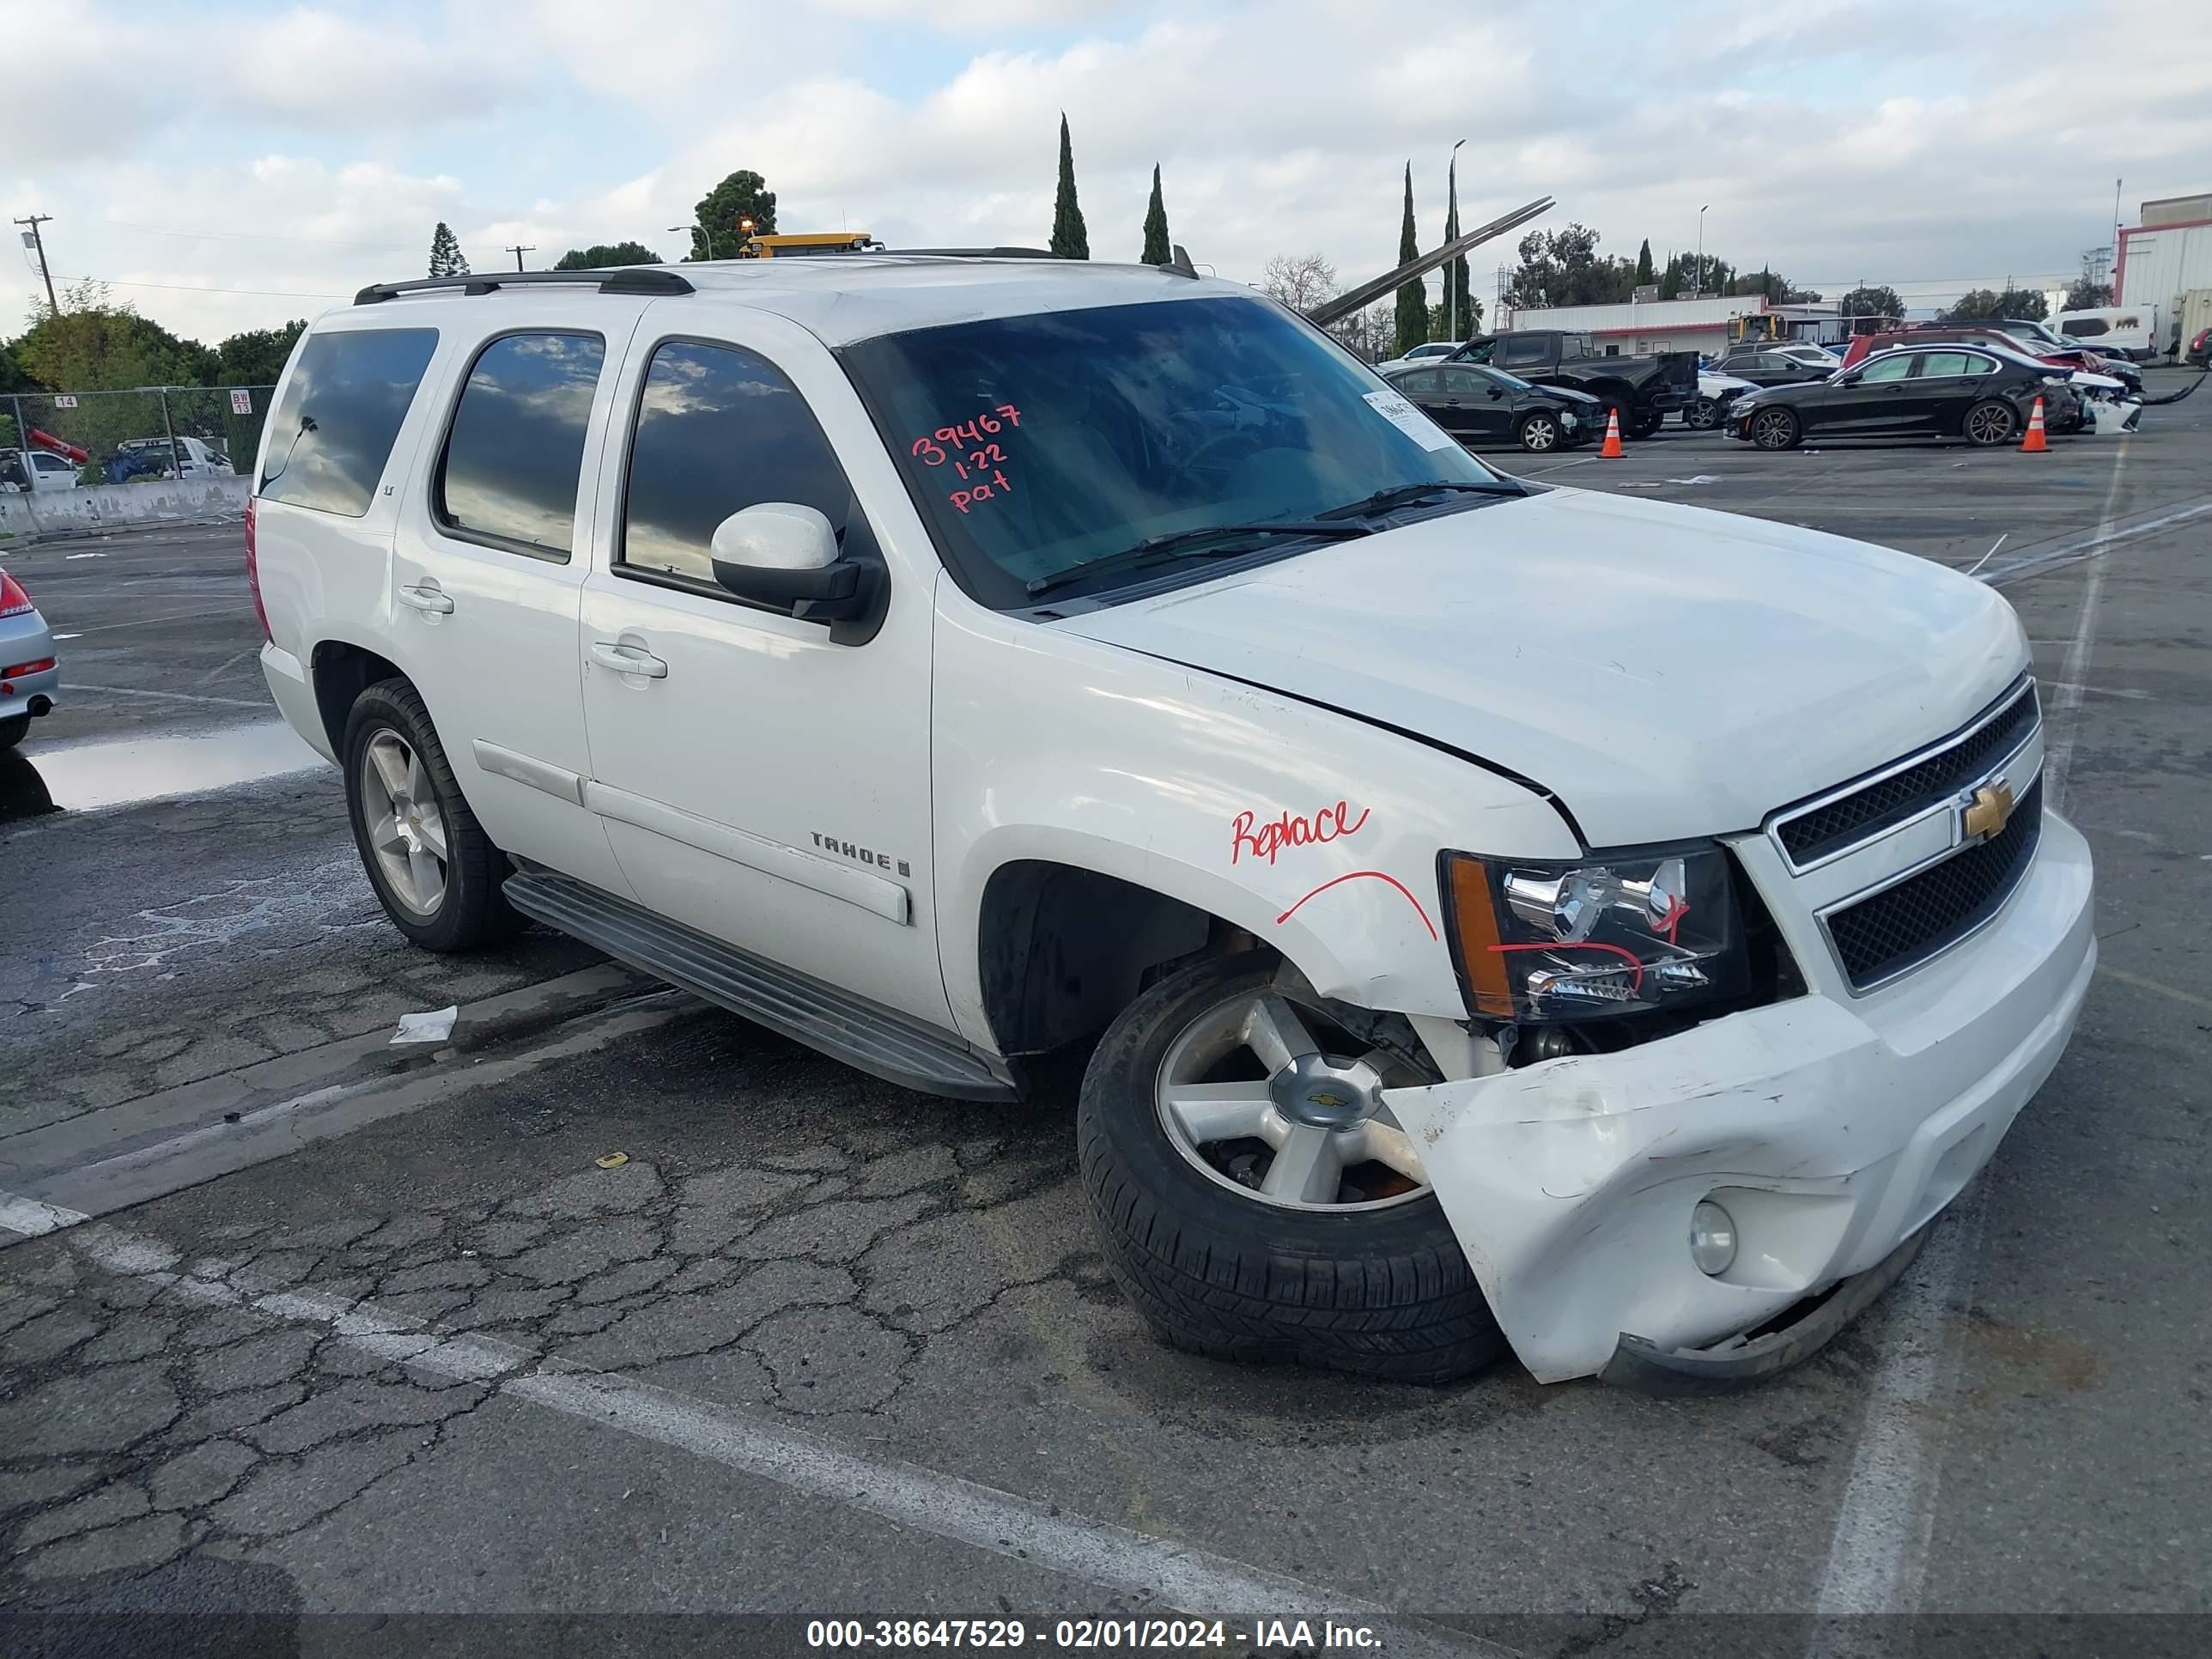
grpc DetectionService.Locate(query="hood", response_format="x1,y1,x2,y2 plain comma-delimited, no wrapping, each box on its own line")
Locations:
1699,371,1754,394
1054,489,2027,846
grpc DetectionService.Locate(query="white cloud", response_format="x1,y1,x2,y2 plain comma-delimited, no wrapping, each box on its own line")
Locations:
7,0,2211,344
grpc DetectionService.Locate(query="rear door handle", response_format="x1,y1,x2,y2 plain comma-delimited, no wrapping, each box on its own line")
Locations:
398,583,454,615
590,641,668,679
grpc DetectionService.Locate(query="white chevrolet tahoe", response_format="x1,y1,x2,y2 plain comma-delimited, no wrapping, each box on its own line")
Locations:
252,256,2094,1390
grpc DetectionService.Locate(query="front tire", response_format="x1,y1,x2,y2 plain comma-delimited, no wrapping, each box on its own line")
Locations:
1683,397,1721,431
342,678,524,952
1079,951,1507,1383
1516,411,1561,453
1750,407,1802,450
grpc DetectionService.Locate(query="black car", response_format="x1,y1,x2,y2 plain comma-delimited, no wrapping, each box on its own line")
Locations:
1381,362,1597,453
1729,343,2080,450
1711,347,1834,388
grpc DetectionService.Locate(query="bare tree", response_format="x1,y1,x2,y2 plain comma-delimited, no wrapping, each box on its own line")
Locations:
1261,252,1340,313
1329,301,1397,363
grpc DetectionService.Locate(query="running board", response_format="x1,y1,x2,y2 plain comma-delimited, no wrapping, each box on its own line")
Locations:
503,866,1022,1102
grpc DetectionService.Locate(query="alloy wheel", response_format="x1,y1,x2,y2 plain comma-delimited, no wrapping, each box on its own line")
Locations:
360,728,449,916
1154,990,1429,1212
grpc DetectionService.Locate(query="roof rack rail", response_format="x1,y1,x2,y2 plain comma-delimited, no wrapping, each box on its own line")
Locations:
355,269,695,306
884,246,1062,260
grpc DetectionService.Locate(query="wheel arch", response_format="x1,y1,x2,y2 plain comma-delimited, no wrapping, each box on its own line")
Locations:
311,637,406,757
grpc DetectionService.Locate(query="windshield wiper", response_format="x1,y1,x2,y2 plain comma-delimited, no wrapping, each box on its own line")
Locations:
1317,478,1527,520
1025,521,1372,599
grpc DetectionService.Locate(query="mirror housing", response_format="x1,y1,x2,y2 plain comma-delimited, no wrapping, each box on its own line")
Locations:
708,502,877,624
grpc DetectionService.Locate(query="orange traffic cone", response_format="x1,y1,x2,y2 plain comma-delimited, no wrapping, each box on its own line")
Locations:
2021,395,2049,453
1600,407,1625,458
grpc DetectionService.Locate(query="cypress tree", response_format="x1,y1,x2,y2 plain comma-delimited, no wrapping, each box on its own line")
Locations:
1050,114,1090,260
1635,239,1655,287
1140,165,1171,265
1394,164,1426,356
428,222,468,277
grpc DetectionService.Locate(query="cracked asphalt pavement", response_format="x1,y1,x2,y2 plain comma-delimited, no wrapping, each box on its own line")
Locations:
3,380,2210,1656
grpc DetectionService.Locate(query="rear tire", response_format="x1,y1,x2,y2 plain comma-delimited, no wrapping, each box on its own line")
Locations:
0,714,27,750
1630,411,1664,440
1964,398,2018,447
1079,951,1508,1383
342,678,525,952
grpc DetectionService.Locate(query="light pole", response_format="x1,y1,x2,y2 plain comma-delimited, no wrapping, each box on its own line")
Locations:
670,222,717,261
1445,137,1466,341
1695,204,1709,296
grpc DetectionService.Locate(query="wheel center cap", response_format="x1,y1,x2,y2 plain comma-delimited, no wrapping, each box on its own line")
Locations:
1269,1052,1383,1129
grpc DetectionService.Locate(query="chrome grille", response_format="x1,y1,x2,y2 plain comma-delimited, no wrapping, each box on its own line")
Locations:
1770,680,2039,870
1822,776,2044,991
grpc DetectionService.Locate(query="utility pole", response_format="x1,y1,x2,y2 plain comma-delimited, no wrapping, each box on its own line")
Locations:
504,244,534,272
13,214,58,314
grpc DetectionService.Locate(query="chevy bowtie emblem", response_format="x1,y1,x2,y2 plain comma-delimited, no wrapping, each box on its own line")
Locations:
1962,781,2015,843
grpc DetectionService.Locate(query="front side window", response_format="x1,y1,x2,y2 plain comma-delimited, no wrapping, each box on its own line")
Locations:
1498,335,1548,367
1439,368,1492,395
838,295,1507,609
1857,354,1916,383
259,327,439,518
620,340,854,585
435,331,605,559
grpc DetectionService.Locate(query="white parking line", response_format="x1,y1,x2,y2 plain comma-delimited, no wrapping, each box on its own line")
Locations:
17,1213,1502,1657
1808,441,2130,1646
64,683,270,708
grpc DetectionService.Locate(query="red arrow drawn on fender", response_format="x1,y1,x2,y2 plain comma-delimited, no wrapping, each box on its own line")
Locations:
1274,871,1439,941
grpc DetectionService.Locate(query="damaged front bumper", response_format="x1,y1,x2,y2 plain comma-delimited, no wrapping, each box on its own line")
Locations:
1384,810,2095,1388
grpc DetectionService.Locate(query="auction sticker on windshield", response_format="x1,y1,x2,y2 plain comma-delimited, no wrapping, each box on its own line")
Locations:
1362,389,1456,450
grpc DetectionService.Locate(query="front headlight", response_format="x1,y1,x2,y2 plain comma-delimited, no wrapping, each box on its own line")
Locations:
1440,845,1747,1021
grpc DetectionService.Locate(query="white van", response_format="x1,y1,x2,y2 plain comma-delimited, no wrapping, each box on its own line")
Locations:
2048,305,2160,362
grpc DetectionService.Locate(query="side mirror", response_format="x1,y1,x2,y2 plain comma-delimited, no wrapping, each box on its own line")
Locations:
708,502,876,624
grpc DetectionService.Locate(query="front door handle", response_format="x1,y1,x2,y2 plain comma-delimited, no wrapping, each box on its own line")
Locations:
398,582,454,615
590,641,668,679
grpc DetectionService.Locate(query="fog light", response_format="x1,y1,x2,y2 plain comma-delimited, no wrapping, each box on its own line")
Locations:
1689,1200,1737,1276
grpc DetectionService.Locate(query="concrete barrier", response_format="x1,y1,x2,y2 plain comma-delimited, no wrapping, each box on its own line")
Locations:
0,477,250,543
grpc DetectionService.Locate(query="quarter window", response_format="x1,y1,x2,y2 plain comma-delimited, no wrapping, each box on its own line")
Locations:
620,340,854,586
434,331,606,560
259,327,439,518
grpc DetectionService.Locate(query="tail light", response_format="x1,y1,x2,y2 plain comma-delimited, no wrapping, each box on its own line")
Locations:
0,570,33,619
244,496,271,641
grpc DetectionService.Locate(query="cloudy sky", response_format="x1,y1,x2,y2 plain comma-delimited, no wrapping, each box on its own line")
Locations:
6,0,2209,347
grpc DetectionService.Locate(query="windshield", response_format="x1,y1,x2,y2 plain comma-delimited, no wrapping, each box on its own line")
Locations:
839,295,1506,609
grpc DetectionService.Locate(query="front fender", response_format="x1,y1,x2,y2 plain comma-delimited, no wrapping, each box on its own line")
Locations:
930,588,1578,1050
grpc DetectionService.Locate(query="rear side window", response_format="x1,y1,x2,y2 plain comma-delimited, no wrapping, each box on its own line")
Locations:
434,331,606,560
618,340,854,585
259,327,438,517
1394,368,1441,394
1918,352,1976,377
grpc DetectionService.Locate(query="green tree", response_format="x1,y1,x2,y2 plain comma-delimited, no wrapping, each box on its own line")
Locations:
1440,191,1473,340
1838,283,1905,332
1635,239,1655,288
1508,225,1637,308
428,222,469,277
2063,276,2113,310
16,283,198,390
1140,165,1171,265
214,321,307,386
690,170,776,259
1049,114,1089,260
1393,164,1426,356
555,242,664,270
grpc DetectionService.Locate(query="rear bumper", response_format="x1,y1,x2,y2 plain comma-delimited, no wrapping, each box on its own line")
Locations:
260,641,333,763
0,612,59,722
1385,809,2094,1385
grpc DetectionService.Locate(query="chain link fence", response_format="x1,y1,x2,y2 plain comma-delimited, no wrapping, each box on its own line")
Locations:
1,386,276,490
